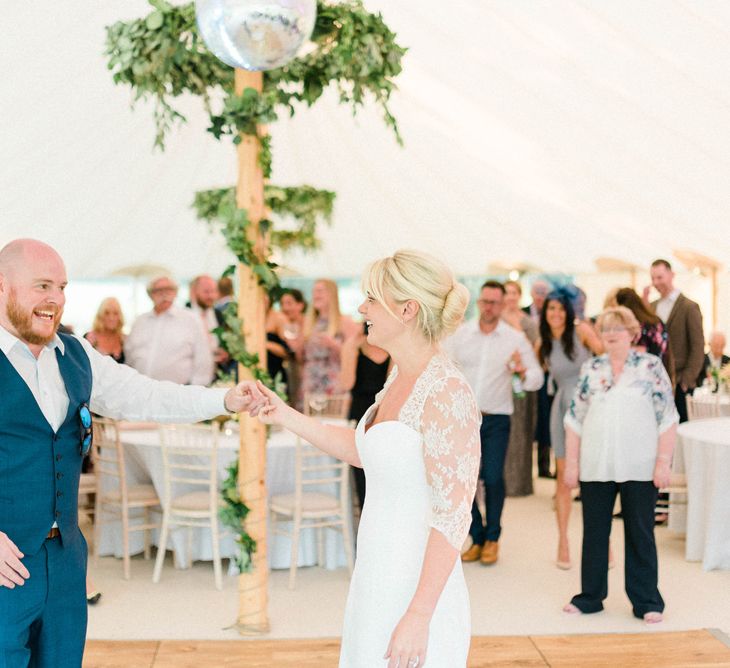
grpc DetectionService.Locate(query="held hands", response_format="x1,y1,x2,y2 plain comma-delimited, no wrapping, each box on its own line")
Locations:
224,380,290,426
252,381,289,425
0,531,29,588
385,609,430,668
223,381,268,414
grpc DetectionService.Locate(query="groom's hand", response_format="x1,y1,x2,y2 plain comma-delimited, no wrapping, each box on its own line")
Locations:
224,381,268,414
0,531,29,588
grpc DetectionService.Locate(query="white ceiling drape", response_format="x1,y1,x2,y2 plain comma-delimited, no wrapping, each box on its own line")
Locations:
2,1,730,280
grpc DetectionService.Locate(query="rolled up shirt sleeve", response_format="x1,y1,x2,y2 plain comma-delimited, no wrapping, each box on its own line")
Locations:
79,336,228,422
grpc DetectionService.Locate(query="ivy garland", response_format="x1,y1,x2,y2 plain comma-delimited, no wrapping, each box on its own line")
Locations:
106,0,404,574
105,0,405,148
193,184,336,259
219,460,256,572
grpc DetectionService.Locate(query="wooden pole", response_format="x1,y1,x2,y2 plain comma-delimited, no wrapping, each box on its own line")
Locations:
235,68,269,634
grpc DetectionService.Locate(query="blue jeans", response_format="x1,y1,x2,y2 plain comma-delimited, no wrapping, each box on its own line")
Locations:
469,414,511,545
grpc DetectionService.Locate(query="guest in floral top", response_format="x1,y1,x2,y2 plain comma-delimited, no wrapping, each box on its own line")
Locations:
562,306,678,624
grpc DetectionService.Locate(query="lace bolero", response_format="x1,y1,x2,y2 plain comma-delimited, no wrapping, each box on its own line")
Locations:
375,355,481,550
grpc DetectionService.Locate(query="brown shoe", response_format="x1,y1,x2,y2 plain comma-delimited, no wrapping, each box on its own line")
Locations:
461,544,482,562
480,541,499,565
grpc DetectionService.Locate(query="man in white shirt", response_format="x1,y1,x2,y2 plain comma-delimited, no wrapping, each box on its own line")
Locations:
0,239,263,666
445,281,543,565
125,276,214,386
188,274,231,376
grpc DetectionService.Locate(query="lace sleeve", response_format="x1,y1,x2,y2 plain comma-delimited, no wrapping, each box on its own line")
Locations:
419,374,481,550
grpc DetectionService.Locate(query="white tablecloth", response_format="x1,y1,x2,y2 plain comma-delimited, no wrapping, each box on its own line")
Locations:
669,418,730,570
97,424,353,572
691,390,730,417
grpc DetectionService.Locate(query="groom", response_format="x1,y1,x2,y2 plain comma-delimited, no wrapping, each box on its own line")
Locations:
0,239,263,667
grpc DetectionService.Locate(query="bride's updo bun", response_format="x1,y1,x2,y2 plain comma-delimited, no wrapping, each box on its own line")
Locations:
363,249,469,342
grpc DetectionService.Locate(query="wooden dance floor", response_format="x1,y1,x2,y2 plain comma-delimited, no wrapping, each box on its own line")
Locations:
84,630,730,667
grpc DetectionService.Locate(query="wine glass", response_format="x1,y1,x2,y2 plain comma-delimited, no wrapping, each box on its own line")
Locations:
308,393,329,415
283,321,300,342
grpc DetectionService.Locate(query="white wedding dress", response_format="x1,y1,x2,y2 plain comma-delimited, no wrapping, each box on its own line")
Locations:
339,355,481,668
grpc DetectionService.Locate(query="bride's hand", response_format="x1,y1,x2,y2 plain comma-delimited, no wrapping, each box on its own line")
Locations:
224,381,268,414
384,610,429,668
253,380,290,426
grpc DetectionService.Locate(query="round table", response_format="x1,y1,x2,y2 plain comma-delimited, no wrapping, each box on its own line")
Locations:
690,391,730,418
97,423,353,572
670,418,730,571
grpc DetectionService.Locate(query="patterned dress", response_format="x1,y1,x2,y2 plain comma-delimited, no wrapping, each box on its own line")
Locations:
301,318,344,399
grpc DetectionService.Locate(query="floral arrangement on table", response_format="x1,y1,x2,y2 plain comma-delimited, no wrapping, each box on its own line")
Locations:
710,362,730,393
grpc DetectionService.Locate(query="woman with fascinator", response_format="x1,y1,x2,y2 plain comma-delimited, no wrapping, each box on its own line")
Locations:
536,285,603,569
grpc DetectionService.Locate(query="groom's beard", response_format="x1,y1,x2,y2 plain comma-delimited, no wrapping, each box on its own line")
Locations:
6,292,61,346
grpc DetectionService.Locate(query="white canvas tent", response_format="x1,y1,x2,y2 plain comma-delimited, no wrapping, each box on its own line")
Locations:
2,1,729,328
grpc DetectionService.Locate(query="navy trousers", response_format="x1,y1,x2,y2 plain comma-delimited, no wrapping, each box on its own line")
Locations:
0,531,87,668
675,385,689,424
469,414,511,544
571,481,664,618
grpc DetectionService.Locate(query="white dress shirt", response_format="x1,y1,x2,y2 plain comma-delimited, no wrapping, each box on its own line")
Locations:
444,319,543,415
655,288,680,324
125,306,214,386
190,303,220,353
0,325,228,430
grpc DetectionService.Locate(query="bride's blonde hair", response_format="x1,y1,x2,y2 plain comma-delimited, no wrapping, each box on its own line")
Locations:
362,249,469,343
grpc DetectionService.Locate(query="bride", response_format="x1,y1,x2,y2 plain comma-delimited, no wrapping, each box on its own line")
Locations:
242,250,481,668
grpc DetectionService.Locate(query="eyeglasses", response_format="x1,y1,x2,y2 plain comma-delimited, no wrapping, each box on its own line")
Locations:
79,403,93,457
150,287,176,295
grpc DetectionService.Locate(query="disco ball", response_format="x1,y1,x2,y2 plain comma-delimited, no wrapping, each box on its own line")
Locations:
196,0,317,71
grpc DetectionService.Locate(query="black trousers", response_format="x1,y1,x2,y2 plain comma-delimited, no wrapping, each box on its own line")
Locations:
571,481,664,618
675,384,689,424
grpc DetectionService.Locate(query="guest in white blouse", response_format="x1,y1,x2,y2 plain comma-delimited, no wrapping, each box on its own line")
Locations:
562,306,678,624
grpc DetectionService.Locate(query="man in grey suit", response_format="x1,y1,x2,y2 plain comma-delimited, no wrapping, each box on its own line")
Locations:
646,259,704,422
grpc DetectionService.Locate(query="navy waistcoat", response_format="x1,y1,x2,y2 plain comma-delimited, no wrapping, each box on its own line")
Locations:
0,333,92,555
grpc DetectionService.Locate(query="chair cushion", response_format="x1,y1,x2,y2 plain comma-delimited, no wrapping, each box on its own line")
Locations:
103,484,160,504
170,491,216,511
270,492,340,516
